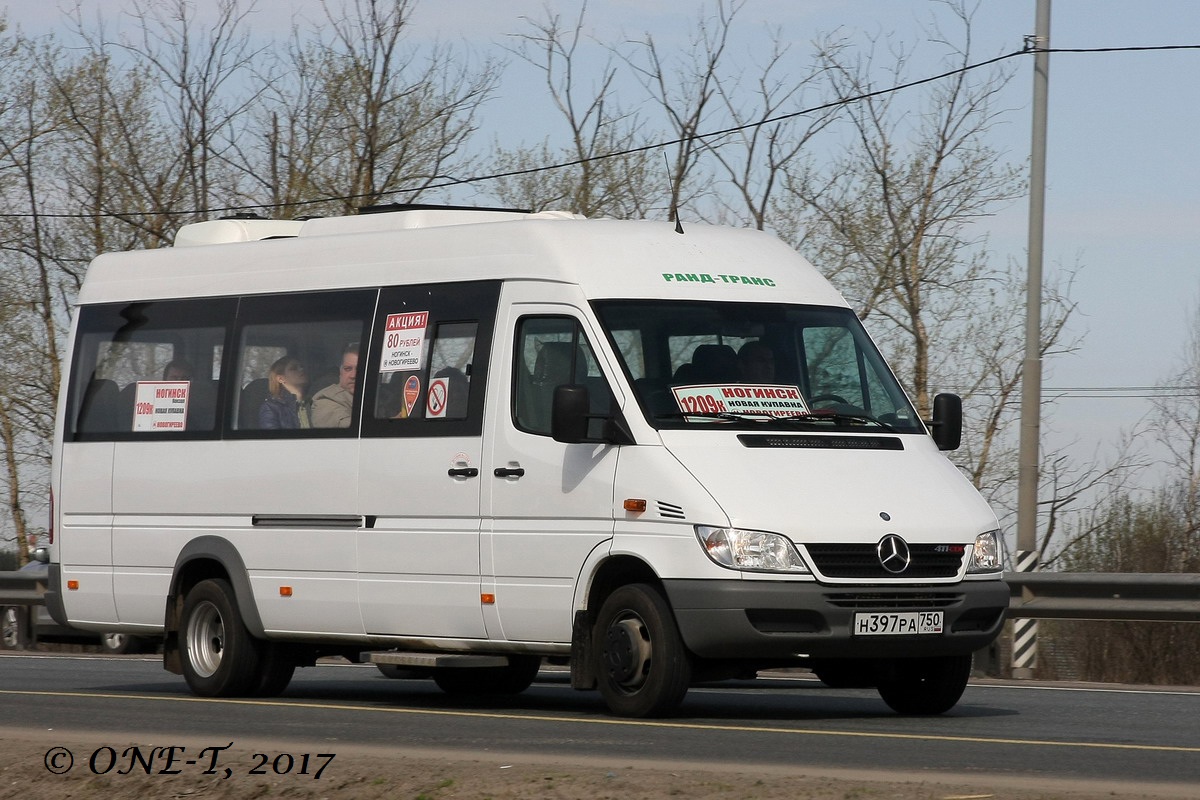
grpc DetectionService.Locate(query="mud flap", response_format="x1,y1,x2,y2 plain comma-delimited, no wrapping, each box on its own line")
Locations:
569,609,596,690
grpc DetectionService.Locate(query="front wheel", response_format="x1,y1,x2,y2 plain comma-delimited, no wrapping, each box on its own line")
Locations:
179,578,262,697
592,584,691,718
876,654,972,715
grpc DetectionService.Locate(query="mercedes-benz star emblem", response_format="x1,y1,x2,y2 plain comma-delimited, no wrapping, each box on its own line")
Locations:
877,534,911,574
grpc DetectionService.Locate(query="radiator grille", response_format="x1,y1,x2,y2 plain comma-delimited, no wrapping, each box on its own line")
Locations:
805,543,964,579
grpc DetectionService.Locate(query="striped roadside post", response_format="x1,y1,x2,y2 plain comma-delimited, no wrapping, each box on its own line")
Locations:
1012,549,1038,678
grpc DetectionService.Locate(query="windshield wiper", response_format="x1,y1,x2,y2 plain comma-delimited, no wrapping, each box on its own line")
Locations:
654,411,757,422
780,410,897,431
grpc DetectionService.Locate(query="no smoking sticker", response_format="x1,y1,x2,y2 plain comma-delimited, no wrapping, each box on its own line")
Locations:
426,377,448,418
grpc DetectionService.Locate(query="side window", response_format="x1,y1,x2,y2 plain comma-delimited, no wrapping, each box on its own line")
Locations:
514,316,614,437
67,298,235,440
230,290,374,436
363,280,500,438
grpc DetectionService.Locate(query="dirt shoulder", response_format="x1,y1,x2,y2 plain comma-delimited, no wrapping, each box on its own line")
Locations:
2,729,1196,800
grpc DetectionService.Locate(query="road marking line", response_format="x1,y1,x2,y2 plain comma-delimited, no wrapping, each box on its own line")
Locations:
4,688,1199,754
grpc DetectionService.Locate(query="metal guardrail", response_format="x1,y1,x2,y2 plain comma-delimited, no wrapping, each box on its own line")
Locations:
5,570,1200,624
0,570,44,648
1006,571,1200,622
0,570,44,607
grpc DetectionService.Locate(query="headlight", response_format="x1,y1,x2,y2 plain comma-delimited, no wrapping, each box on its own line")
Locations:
967,530,1004,573
696,526,810,573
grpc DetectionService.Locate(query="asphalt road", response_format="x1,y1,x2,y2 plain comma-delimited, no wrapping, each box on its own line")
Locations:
3,652,1198,794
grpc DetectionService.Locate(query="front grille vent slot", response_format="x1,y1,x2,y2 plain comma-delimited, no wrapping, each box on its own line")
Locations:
657,501,686,520
825,592,962,609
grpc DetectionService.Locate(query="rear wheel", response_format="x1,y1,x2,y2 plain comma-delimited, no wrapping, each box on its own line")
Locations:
1,607,24,649
876,654,972,715
592,584,691,718
179,578,261,697
252,643,297,697
432,656,542,695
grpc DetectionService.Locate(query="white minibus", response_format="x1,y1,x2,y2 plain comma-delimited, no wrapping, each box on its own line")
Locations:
46,205,1007,717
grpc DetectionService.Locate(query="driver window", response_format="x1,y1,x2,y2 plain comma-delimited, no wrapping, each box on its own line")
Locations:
514,316,613,436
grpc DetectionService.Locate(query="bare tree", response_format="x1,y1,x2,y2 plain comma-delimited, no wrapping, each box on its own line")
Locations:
490,2,661,218
1149,296,1200,534
623,0,841,229
243,0,500,216
121,0,265,221
0,30,60,561
788,2,1026,418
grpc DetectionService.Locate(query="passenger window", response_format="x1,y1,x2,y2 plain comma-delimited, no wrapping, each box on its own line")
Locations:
67,298,235,440
372,320,479,422
363,281,500,438
229,291,374,435
514,316,614,437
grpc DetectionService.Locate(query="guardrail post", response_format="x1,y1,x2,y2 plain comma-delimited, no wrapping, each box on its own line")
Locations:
1012,550,1039,678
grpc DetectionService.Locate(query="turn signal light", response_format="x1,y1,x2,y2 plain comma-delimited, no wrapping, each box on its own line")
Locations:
279,586,293,597
480,593,496,605
67,580,79,590
623,498,647,513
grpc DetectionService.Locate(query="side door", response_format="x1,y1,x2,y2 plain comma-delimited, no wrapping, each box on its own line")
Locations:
357,281,501,639
482,288,624,644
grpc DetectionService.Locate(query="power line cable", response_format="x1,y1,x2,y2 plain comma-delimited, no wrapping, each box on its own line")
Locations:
951,385,1200,399
2,43,1199,221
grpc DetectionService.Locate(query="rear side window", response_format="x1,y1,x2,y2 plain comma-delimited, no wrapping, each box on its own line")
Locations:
66,298,236,440
363,280,500,438
229,290,375,436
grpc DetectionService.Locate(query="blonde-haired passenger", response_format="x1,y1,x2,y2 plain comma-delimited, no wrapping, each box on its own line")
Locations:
259,356,311,429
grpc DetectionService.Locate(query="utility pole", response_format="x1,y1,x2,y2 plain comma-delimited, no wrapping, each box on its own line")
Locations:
1014,0,1051,680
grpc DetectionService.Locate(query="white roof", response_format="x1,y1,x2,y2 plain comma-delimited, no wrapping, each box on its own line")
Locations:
78,209,848,309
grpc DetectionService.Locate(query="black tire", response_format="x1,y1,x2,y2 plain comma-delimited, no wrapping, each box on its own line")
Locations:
432,656,542,695
1,607,23,649
592,583,691,718
179,578,262,697
99,632,146,655
876,654,972,715
252,642,297,697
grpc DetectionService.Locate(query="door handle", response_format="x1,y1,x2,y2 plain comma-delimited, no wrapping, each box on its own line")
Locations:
447,467,479,478
493,466,526,478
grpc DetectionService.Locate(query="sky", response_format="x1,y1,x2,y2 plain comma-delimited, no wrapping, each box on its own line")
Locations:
3,0,1199,495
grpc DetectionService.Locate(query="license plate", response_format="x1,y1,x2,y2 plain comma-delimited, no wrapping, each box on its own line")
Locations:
853,611,943,636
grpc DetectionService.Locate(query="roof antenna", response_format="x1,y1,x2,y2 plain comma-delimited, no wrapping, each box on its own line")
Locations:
664,153,684,234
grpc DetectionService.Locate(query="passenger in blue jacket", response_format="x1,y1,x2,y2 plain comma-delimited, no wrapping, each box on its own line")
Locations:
259,356,312,429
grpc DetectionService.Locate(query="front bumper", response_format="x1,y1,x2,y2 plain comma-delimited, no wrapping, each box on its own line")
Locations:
663,578,1008,660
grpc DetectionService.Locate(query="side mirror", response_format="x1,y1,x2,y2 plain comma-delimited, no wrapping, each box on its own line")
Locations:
551,384,590,444
33,546,50,564
929,393,963,451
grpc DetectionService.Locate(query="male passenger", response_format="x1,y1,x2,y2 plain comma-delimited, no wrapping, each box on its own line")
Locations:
312,343,359,428
737,340,775,383
162,359,194,381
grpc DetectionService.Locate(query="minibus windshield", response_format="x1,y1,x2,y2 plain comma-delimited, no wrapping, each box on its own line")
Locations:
593,300,923,433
